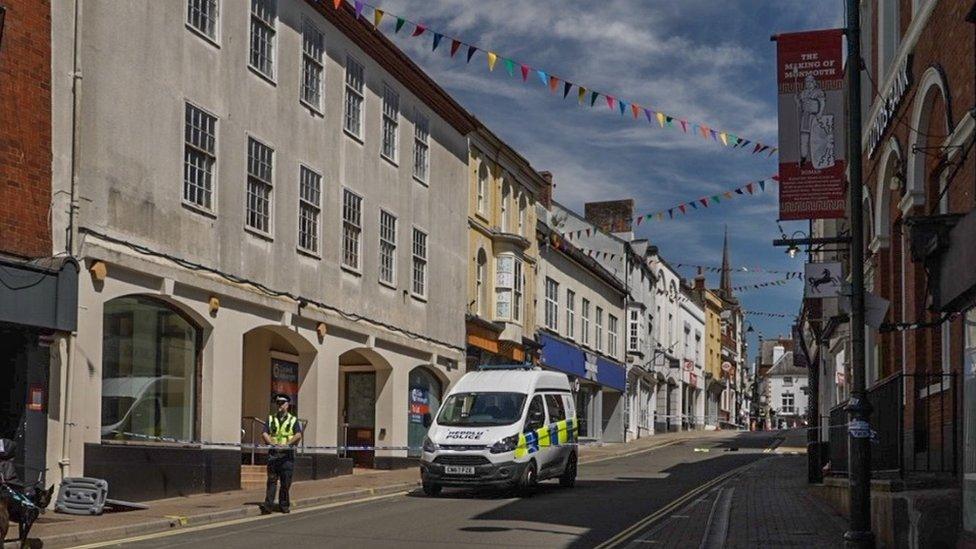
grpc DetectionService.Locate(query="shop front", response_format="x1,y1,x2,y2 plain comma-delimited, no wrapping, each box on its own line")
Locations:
538,332,625,442
0,256,78,487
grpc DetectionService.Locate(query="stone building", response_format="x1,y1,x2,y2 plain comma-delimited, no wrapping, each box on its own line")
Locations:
464,126,544,369
47,0,476,500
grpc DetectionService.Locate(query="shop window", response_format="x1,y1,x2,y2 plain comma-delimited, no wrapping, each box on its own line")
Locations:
407,367,441,457
963,309,976,533
101,296,199,442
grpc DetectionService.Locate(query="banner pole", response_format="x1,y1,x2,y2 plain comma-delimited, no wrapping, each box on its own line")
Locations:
843,0,873,547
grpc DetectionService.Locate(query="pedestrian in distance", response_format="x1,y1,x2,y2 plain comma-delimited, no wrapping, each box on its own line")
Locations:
260,394,303,514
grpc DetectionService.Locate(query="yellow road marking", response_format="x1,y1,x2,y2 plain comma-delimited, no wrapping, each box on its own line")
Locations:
70,491,408,548
595,460,762,548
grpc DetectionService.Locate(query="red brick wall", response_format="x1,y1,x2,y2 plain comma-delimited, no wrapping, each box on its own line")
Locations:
863,2,975,455
0,0,52,259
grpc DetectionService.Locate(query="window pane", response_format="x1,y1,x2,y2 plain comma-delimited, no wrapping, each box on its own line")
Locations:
412,229,427,296
183,104,216,210
413,114,429,181
382,85,399,160
342,190,362,269
246,138,273,233
188,0,218,39
101,297,198,441
380,211,397,284
249,0,276,78
298,167,320,252
344,57,364,136
301,21,324,108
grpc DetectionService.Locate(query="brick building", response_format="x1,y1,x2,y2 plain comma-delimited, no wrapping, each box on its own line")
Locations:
812,1,976,546
0,0,77,487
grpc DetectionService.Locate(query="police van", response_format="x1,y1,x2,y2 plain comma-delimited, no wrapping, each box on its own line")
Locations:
420,365,578,496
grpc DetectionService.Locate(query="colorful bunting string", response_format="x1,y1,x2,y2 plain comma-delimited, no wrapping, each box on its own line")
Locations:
744,310,799,319
673,262,802,276
730,276,797,293
329,0,778,157
633,176,778,225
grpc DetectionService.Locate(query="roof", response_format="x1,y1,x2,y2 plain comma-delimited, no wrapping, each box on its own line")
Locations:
537,220,629,296
767,351,807,376
311,1,477,134
450,369,571,394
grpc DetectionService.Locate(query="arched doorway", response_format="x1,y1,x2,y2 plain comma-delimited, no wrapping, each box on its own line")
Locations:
407,367,442,458
338,348,392,468
101,295,201,442
241,326,316,458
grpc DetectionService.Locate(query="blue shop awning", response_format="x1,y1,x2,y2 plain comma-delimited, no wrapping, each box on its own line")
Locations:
538,332,626,392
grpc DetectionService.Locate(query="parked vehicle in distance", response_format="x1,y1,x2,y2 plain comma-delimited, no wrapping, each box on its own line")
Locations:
419,365,578,496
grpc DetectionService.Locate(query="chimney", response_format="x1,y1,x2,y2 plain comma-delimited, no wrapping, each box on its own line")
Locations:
772,345,785,365
584,199,634,240
538,171,554,209
694,267,706,291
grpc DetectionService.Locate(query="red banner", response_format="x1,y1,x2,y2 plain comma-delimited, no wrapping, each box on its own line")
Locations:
776,29,846,220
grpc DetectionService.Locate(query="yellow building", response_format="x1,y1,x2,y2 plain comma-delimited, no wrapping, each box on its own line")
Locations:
694,272,724,428
465,126,546,367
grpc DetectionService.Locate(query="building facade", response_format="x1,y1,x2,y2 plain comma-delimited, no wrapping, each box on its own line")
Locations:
464,127,543,369
48,0,476,500
0,0,78,490
694,273,724,430
766,352,808,429
679,283,706,430
536,209,628,442
807,2,976,546
549,198,660,440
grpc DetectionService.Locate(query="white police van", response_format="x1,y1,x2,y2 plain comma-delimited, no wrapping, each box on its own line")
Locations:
420,365,578,496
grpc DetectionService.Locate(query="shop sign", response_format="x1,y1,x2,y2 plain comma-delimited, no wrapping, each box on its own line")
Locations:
27,384,44,412
409,386,430,424
271,358,299,412
867,56,912,157
776,29,847,220
584,352,599,381
804,261,843,298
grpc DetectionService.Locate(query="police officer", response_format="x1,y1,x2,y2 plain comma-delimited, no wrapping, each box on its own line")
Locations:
260,394,302,514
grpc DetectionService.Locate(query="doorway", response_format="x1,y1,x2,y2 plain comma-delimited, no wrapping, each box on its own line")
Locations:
344,371,376,468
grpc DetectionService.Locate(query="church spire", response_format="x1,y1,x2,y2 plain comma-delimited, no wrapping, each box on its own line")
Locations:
720,225,732,296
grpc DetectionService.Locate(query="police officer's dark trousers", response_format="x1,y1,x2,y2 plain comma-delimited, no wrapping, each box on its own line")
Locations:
265,452,294,511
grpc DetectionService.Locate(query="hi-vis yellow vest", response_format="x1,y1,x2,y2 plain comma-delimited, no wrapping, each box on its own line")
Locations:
268,413,297,445
514,417,578,458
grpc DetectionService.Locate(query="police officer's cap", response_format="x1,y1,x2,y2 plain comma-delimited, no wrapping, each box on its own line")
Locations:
274,394,291,403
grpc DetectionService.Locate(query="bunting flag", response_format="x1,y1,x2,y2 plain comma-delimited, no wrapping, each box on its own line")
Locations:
744,310,798,319
673,262,802,276
632,175,778,223
730,276,797,292
331,0,778,157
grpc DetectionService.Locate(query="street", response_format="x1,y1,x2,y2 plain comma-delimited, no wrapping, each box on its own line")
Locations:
86,431,802,549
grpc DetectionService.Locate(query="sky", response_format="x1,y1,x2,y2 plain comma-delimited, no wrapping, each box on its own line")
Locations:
369,0,843,362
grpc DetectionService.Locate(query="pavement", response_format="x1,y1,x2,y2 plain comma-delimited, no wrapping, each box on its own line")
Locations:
15,428,724,548
8,428,850,548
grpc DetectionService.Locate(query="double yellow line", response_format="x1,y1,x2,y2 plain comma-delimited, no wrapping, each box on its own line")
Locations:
595,459,762,548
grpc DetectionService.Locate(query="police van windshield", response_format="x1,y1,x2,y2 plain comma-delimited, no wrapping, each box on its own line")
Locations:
436,392,527,427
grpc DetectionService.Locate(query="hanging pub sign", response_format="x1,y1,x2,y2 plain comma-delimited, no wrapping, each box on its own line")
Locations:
775,29,847,220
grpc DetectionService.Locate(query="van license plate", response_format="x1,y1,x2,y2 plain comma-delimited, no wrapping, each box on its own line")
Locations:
445,465,475,475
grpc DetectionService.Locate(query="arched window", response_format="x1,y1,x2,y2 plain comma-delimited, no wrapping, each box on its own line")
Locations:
476,248,487,316
407,367,442,457
101,296,200,441
518,193,527,236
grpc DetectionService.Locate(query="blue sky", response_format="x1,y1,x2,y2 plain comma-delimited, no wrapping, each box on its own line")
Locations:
372,0,843,358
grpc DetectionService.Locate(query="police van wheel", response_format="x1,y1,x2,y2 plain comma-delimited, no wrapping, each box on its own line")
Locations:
518,461,538,496
422,482,442,497
559,452,577,488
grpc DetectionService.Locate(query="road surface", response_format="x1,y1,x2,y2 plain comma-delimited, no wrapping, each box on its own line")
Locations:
84,430,789,548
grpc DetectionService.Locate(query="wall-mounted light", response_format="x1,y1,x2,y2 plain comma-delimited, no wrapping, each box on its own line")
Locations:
89,260,107,282
208,295,220,316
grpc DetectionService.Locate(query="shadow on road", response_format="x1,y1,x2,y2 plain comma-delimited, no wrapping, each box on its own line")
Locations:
409,431,784,548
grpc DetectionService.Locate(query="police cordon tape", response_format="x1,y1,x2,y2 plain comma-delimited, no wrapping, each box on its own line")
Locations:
109,418,875,451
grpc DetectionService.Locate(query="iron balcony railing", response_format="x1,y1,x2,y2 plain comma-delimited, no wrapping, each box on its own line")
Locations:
826,372,957,477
